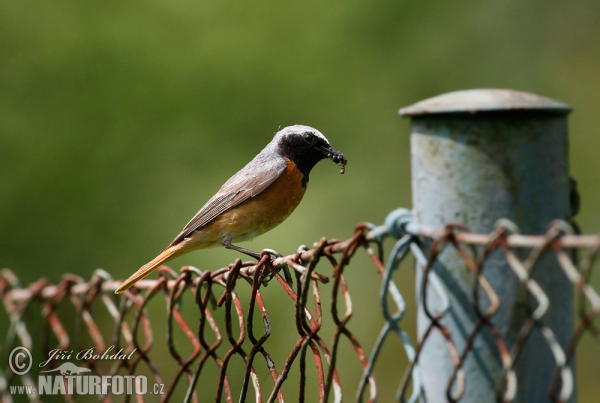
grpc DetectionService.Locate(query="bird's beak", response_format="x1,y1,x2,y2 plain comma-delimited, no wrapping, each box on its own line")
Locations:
316,144,348,174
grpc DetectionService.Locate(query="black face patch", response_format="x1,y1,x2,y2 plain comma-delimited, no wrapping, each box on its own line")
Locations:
278,132,330,186
278,132,327,157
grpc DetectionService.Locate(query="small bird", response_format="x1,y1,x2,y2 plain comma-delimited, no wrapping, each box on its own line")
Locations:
115,125,347,294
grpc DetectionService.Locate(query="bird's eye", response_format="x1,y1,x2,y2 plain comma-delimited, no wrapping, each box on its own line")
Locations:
302,132,315,144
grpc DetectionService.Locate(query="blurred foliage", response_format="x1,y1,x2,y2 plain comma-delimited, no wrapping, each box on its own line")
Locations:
1,0,599,400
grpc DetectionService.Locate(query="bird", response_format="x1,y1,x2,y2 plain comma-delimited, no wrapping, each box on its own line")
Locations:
115,125,347,294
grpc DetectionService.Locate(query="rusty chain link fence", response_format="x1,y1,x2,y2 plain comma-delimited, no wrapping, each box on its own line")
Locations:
1,209,599,402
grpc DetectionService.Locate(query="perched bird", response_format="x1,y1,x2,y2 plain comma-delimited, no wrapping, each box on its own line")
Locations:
115,125,347,294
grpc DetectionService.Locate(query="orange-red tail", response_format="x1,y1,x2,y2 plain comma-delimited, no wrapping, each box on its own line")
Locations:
115,243,185,294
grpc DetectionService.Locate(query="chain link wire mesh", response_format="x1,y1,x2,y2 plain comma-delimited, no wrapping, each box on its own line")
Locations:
1,210,599,402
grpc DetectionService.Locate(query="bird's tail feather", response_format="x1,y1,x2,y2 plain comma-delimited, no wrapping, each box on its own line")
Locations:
115,243,185,294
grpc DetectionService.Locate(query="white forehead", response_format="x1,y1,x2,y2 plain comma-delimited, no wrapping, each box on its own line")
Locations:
275,125,329,143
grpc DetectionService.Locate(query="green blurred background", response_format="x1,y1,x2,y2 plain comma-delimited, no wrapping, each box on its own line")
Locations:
2,1,599,401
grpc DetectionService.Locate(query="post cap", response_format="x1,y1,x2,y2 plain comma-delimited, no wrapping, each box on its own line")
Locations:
399,89,572,117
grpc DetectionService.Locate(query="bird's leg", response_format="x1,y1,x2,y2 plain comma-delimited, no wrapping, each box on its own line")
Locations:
222,239,262,259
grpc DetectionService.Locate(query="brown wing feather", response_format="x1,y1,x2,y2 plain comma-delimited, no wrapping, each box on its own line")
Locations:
165,156,287,248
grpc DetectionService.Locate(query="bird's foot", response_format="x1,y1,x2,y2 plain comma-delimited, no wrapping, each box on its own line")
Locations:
258,249,293,288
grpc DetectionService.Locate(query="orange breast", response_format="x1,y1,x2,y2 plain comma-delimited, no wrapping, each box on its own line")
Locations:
190,158,307,247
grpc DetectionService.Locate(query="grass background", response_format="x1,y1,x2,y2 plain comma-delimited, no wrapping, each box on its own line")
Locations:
1,1,599,401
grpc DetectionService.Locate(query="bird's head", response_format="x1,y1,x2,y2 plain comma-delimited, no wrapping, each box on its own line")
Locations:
273,125,347,182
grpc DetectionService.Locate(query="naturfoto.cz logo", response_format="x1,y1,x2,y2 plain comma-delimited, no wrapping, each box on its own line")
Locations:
8,346,165,397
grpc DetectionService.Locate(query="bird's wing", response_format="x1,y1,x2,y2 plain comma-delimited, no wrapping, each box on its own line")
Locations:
166,156,288,247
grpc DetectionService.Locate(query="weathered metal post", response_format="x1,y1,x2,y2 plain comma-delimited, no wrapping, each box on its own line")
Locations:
400,89,574,402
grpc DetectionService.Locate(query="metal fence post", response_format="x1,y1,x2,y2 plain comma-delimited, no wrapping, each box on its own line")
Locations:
400,89,574,402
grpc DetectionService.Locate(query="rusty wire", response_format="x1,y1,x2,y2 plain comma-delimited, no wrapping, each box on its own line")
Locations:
1,212,599,402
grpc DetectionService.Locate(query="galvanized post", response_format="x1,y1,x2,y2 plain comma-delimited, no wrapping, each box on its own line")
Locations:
400,89,574,402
